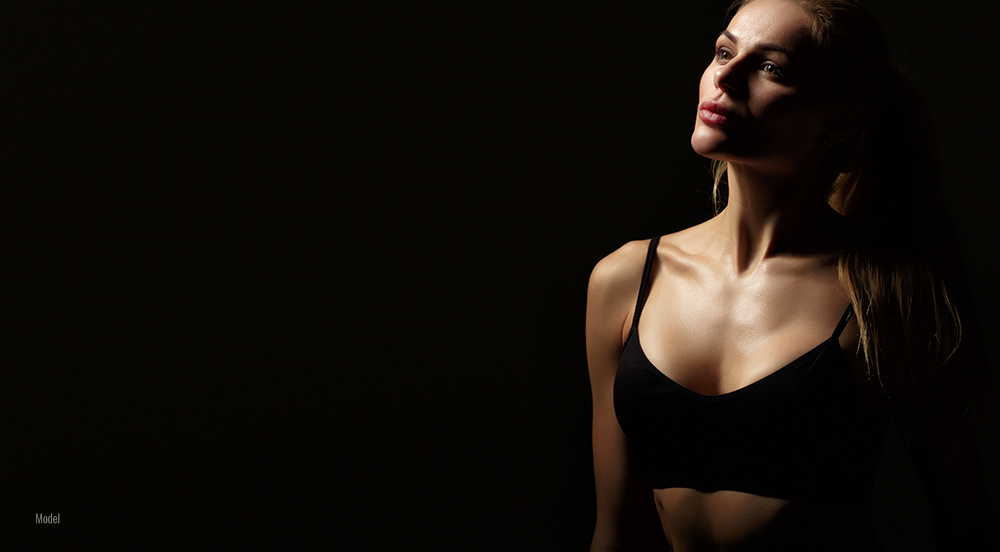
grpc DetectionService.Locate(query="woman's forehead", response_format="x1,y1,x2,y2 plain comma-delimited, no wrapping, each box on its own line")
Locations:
726,0,816,51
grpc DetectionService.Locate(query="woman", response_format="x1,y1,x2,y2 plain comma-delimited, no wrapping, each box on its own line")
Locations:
586,0,998,549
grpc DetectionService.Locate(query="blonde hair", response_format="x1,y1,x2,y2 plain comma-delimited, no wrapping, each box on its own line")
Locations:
713,0,978,447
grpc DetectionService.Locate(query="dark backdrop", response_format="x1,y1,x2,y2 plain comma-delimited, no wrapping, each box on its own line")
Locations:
13,1,999,549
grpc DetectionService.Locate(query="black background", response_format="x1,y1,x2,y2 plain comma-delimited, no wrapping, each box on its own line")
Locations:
12,1,1000,549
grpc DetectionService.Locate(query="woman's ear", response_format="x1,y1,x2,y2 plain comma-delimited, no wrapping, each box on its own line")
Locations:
822,105,864,147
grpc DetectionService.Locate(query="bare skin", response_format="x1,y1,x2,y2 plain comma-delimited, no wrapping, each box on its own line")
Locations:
589,223,889,551
588,0,997,549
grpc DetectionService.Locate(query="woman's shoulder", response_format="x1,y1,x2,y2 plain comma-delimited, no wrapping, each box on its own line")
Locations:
588,239,652,301
588,224,709,303
590,219,711,299
586,239,654,343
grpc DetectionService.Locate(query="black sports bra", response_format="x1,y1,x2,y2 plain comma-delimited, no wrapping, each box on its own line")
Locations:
614,236,887,502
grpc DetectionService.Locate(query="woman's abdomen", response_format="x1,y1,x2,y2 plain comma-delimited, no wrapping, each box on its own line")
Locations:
653,487,882,551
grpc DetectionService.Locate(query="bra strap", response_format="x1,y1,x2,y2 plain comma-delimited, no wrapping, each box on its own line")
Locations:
632,236,662,328
832,303,855,339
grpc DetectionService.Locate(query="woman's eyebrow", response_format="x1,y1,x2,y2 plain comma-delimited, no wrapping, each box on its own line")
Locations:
718,30,794,56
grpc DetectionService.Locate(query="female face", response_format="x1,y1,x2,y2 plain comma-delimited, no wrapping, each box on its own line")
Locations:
691,0,834,170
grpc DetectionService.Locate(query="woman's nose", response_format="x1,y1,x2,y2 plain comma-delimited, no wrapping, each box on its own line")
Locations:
713,62,741,96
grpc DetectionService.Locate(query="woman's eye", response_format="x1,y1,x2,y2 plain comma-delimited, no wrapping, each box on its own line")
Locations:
715,48,731,61
762,62,784,78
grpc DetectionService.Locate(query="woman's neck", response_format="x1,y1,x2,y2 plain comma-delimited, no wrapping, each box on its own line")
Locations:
712,161,843,275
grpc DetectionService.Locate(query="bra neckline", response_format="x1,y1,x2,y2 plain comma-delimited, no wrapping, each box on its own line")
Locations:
629,328,845,401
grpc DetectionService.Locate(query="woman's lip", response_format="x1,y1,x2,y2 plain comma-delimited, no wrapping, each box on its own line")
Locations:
698,100,738,126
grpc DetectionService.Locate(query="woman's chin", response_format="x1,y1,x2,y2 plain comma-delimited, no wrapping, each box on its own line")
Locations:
690,132,728,160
